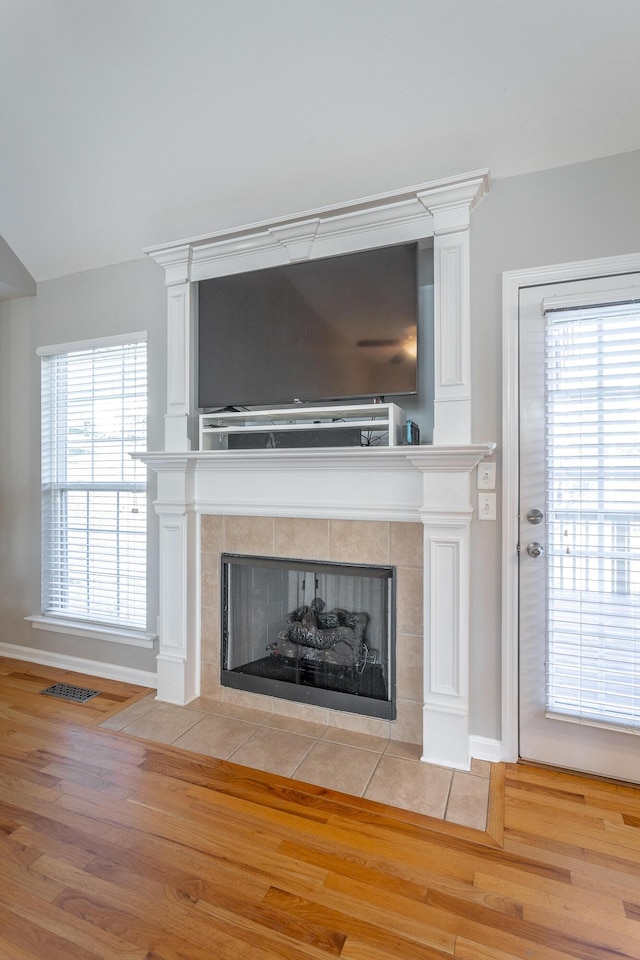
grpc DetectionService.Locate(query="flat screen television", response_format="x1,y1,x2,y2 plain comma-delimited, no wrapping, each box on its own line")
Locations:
197,243,418,410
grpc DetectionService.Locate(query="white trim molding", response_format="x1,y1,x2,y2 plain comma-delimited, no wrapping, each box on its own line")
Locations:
26,615,156,650
144,172,489,279
0,642,157,689
469,735,504,764
36,330,148,357
501,251,640,764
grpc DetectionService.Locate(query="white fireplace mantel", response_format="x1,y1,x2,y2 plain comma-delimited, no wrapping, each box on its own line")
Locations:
142,171,495,770
138,443,495,770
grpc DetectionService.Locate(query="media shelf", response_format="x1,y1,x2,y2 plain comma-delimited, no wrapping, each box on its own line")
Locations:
199,403,408,450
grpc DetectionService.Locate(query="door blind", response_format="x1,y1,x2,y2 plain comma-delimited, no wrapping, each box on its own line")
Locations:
40,337,148,631
544,300,640,731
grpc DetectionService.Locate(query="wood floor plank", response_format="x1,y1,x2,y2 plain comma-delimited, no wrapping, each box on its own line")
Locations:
7,823,98,869
0,882,146,960
323,870,583,960
52,888,246,960
473,867,629,921
453,938,542,959
263,883,457,958
1,656,640,960
0,901,104,960
0,934,48,960
0,842,68,904
340,939,452,960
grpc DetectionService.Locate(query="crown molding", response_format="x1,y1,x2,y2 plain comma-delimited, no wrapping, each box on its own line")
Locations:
144,170,490,283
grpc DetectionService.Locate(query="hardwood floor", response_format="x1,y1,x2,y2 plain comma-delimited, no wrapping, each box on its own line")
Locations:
1,657,639,959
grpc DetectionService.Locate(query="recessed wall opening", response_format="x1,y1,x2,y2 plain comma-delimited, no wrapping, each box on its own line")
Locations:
221,553,396,719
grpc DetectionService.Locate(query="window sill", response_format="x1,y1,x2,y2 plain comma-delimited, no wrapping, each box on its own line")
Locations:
26,615,157,649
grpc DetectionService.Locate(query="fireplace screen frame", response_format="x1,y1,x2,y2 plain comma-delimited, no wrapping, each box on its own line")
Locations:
220,553,396,720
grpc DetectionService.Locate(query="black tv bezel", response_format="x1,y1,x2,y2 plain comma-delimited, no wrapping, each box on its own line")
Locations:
196,243,419,411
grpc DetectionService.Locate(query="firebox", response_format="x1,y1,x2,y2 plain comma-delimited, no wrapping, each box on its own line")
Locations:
221,554,396,719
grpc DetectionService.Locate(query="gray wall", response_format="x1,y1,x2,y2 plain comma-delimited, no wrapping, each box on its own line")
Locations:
0,233,36,300
468,149,640,741
0,256,166,673
1,149,639,737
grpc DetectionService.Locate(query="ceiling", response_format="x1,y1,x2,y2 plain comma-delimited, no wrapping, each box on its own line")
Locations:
1,0,640,282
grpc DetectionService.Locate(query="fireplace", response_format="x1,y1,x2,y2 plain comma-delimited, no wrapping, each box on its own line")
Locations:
140,171,497,769
198,513,426,744
221,553,395,719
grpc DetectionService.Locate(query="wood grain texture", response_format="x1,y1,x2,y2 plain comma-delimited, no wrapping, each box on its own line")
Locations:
0,656,639,960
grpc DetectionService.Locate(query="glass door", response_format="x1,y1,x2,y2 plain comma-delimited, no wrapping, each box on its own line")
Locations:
519,275,640,781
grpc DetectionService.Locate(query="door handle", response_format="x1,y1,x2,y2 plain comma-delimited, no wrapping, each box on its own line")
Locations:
527,508,544,524
526,541,545,558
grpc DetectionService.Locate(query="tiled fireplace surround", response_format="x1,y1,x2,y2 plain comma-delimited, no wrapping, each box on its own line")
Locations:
140,170,497,771
200,514,425,744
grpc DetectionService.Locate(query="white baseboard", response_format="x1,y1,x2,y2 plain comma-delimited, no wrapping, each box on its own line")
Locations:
469,735,504,763
0,642,157,689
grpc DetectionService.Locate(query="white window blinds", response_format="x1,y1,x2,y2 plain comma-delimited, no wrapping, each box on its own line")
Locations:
40,335,148,631
544,300,640,731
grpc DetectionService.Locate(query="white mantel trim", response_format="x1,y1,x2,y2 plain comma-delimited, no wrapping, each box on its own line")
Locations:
135,445,495,524
137,444,495,473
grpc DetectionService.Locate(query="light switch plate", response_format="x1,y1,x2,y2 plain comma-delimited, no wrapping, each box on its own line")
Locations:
477,492,497,520
477,462,496,490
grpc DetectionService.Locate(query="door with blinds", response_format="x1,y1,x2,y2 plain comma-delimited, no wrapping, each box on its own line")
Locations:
519,274,640,782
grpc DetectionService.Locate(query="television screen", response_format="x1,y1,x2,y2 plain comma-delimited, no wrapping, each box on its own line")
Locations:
197,243,418,409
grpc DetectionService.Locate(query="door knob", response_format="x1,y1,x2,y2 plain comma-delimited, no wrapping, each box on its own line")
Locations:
527,508,544,525
526,541,545,558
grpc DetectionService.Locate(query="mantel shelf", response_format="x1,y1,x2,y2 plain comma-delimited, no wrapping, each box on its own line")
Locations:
135,442,496,474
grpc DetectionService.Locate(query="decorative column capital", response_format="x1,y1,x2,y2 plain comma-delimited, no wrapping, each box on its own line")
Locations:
417,171,489,235
146,243,193,285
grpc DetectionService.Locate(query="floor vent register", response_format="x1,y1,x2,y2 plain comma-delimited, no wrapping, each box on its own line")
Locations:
40,683,102,703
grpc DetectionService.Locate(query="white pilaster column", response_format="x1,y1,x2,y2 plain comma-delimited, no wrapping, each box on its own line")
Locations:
407,451,477,770
153,457,200,704
418,178,486,445
152,244,195,452
421,511,471,768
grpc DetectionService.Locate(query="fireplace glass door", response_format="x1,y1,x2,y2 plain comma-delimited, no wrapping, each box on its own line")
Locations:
221,554,395,719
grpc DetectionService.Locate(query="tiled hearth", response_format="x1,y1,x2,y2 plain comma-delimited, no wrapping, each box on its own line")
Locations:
100,694,491,830
104,508,490,830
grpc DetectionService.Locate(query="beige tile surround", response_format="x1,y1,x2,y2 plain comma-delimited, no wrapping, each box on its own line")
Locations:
200,514,424,745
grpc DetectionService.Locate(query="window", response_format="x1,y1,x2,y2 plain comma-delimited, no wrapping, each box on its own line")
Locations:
544,300,640,730
39,334,148,634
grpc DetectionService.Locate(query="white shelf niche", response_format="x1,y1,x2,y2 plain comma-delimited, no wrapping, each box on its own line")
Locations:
199,402,407,450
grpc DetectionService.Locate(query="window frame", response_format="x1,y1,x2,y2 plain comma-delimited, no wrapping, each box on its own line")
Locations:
30,331,155,648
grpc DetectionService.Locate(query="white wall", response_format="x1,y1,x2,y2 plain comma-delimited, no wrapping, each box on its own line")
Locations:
1,149,639,737
0,257,166,673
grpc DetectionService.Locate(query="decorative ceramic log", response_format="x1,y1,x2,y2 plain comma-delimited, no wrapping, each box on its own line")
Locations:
268,597,369,667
